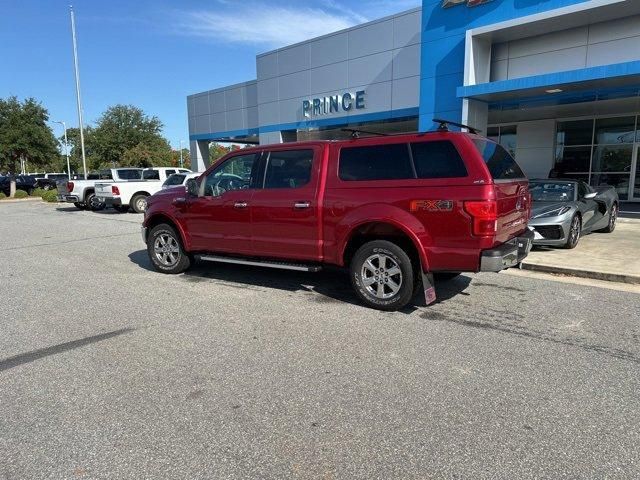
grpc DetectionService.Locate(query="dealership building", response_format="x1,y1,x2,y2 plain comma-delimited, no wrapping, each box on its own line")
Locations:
188,0,640,201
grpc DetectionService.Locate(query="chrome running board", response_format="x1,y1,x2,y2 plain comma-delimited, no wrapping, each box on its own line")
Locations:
199,255,322,272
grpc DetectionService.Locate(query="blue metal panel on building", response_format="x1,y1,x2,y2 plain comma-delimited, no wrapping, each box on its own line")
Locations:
418,0,591,131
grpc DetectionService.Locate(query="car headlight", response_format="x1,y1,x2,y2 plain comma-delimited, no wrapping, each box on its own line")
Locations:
533,206,572,218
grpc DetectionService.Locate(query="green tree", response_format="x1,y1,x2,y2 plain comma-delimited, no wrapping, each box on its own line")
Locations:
91,105,171,167
209,142,231,164
0,96,59,178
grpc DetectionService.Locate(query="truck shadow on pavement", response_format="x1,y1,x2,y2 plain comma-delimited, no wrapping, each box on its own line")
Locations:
128,250,472,313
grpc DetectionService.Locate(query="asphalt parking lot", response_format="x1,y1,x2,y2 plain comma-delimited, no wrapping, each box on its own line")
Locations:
1,201,640,479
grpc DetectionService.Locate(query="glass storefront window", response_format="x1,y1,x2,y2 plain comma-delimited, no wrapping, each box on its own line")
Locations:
594,116,636,144
556,120,593,146
554,146,591,174
590,173,630,201
591,145,633,173
486,125,517,158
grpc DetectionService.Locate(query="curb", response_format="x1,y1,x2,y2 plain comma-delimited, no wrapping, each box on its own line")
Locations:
0,197,43,204
520,262,640,285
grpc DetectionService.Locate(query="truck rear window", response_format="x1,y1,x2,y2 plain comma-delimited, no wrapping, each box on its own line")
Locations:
473,140,526,180
411,141,467,178
339,141,467,181
339,144,412,181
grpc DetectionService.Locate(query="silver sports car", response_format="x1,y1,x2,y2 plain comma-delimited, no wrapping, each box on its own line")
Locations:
528,179,619,249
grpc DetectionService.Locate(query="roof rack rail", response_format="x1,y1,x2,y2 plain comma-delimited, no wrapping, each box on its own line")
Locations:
341,128,389,139
433,118,482,135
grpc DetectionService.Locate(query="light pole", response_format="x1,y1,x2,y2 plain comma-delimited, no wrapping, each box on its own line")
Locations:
54,121,71,179
70,5,88,179
179,140,184,168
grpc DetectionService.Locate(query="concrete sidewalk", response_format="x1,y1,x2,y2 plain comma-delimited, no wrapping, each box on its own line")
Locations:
521,218,640,284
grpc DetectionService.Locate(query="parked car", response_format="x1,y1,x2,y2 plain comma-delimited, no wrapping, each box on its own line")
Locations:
0,175,37,196
96,167,191,213
57,168,144,210
142,122,534,311
528,179,618,249
33,173,71,190
162,172,201,190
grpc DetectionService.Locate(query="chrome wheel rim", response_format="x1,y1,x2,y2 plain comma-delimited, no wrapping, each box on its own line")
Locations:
154,233,180,267
569,217,580,245
361,253,402,299
610,205,617,229
137,197,147,212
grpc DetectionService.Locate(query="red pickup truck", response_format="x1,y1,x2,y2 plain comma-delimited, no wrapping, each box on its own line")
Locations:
142,124,533,310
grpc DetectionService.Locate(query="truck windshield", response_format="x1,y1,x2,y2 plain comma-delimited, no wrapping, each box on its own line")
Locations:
117,169,143,180
473,139,526,181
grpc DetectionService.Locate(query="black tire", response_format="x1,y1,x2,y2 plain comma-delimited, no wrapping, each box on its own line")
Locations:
85,192,105,211
43,184,53,191
147,224,191,274
131,194,149,214
73,202,85,210
598,203,617,233
27,188,34,196
564,215,581,249
350,240,415,311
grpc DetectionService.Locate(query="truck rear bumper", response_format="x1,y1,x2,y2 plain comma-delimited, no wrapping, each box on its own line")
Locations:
480,229,534,272
98,196,122,207
57,194,80,203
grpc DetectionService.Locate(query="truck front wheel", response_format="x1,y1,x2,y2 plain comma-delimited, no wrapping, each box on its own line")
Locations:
147,224,191,274
350,240,415,311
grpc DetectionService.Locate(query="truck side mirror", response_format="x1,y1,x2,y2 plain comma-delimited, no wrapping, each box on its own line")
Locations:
186,178,199,197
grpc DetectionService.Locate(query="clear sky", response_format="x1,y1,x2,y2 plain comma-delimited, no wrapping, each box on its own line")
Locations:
1,0,420,148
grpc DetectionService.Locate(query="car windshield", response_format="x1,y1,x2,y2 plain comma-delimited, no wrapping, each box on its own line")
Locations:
529,181,575,202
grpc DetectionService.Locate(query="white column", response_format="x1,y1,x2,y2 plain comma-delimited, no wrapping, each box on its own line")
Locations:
190,140,210,172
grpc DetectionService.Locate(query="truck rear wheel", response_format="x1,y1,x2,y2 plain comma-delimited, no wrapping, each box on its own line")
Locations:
147,224,191,274
350,240,415,311
85,192,105,211
131,194,148,214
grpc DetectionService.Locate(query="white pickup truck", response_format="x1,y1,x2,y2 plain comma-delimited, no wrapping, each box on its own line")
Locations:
57,168,145,210
95,167,191,213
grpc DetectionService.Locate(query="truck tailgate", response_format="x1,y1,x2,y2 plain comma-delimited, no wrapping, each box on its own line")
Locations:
95,182,114,199
494,180,530,244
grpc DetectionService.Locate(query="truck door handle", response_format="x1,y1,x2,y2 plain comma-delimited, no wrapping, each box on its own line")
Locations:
294,201,310,209
234,202,248,209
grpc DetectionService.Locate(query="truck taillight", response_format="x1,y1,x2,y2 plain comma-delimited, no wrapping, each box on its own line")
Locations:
112,185,120,195
67,181,74,192
464,200,497,236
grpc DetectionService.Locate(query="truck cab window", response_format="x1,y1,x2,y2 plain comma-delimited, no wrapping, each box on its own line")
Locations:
143,170,160,180
264,150,314,189
204,154,257,197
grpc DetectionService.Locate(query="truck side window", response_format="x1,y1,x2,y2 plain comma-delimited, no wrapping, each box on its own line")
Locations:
143,170,160,180
263,150,314,189
339,144,413,181
411,141,467,178
204,154,257,197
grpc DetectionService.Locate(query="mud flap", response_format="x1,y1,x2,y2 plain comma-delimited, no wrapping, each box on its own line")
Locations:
421,271,437,306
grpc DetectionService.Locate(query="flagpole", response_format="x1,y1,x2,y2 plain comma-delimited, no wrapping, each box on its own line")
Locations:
70,5,88,179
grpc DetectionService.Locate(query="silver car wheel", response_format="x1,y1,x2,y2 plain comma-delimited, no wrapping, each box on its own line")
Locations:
610,204,617,229
569,216,580,245
154,233,180,267
361,253,403,299
136,197,148,212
